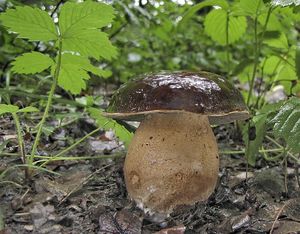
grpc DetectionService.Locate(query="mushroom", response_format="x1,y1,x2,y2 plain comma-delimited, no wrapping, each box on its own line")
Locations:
104,71,250,215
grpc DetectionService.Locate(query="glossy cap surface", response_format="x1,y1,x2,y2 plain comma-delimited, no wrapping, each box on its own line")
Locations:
105,71,250,124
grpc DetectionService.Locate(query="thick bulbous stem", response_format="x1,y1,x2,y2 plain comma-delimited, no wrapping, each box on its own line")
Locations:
124,112,219,215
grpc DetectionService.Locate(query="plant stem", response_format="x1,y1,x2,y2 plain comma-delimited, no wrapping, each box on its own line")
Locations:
34,152,125,164
0,152,125,160
246,18,259,106
247,7,273,106
283,147,288,195
222,147,285,155
226,10,230,74
29,38,63,169
0,180,23,188
11,113,28,177
266,135,299,162
0,164,60,180
39,126,102,167
0,88,85,108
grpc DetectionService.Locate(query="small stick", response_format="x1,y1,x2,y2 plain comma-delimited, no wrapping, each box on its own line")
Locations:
270,202,287,234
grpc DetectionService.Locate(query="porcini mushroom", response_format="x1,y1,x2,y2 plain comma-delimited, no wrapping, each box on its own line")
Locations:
104,71,250,215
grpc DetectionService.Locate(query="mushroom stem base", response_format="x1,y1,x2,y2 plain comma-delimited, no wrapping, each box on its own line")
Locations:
124,112,219,215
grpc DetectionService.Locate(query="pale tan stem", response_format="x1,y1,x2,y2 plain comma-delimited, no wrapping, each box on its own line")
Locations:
124,112,219,215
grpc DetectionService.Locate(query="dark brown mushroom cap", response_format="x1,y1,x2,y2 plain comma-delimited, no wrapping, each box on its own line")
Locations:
105,71,250,124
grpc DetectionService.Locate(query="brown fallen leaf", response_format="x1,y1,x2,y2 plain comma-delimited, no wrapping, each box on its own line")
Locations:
284,198,300,222
272,221,300,234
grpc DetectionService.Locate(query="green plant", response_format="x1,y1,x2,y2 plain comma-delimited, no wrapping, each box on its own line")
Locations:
1,0,300,180
0,1,131,179
177,0,300,166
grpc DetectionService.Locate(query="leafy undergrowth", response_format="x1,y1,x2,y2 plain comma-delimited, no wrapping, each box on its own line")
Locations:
1,118,299,234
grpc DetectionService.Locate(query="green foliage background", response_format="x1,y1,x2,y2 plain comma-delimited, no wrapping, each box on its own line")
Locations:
0,0,300,167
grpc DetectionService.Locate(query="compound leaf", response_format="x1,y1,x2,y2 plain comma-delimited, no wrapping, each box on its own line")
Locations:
88,108,133,147
204,9,247,45
0,6,58,41
12,52,54,74
271,97,300,152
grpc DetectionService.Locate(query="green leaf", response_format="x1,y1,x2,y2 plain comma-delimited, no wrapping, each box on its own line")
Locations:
58,1,117,60
275,64,296,93
88,108,133,147
17,106,39,113
62,30,118,60
263,32,289,49
59,1,114,37
244,116,268,166
271,97,300,153
11,52,54,74
0,104,19,115
178,0,229,28
238,0,266,17
0,6,58,41
258,12,283,31
296,46,300,80
271,0,300,6
57,61,89,95
57,53,111,94
243,102,281,165
262,56,281,75
204,9,247,45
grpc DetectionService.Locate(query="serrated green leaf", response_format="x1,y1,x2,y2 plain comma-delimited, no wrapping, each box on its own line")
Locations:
58,63,89,95
62,30,117,60
17,106,39,113
59,1,114,37
271,97,300,152
57,53,111,94
88,108,133,147
296,46,300,80
61,53,111,77
0,6,58,41
11,52,54,74
204,9,247,45
58,1,116,60
263,32,289,49
238,0,266,17
0,104,19,115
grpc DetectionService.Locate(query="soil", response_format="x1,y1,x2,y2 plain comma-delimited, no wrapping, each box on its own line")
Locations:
0,116,300,234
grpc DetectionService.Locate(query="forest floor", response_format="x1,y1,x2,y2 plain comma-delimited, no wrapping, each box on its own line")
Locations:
1,115,300,234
